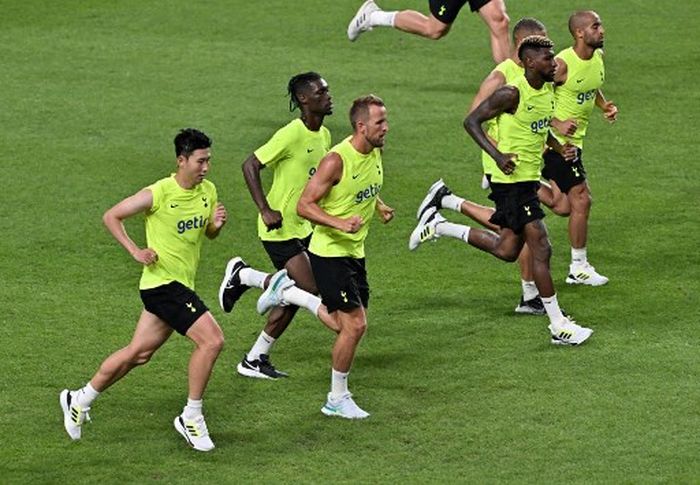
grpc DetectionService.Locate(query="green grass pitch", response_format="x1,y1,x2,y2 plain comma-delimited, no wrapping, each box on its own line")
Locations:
2,0,698,482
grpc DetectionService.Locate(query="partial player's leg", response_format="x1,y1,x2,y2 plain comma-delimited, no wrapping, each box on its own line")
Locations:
522,220,593,345
347,0,456,41
60,310,174,440
538,180,570,216
475,0,510,63
174,311,225,452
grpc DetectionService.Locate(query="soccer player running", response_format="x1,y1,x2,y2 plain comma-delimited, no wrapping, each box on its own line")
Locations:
347,0,510,63
219,72,335,380
410,36,593,345
412,18,565,316
60,129,228,451
545,11,618,286
297,95,395,418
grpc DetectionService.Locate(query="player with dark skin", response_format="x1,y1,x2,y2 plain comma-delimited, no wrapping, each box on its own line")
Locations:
241,77,338,345
464,41,574,298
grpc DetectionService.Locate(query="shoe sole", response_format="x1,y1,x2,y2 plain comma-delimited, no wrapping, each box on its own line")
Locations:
347,0,376,41
514,306,546,315
218,258,242,312
59,389,81,441
550,329,594,346
321,406,369,419
236,362,277,380
173,417,215,452
416,179,444,219
565,275,608,286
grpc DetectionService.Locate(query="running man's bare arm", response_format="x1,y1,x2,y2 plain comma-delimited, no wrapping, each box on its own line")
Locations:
102,189,158,265
242,154,282,230
297,153,363,233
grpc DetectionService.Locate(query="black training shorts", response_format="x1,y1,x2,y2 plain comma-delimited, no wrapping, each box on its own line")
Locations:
541,148,587,194
429,0,491,24
488,181,545,234
261,235,312,270
309,253,369,313
140,281,208,335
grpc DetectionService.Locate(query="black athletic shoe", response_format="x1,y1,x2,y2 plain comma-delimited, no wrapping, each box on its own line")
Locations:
416,178,452,219
514,295,546,315
236,354,288,380
218,257,251,313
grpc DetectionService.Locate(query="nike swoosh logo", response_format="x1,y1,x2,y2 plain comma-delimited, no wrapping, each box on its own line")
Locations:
576,78,584,83
170,204,178,208
307,148,314,153
352,174,359,179
246,363,260,372
526,105,534,111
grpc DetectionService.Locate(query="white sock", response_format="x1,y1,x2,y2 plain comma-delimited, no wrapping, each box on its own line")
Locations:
370,10,396,27
331,369,349,400
571,247,587,266
183,398,203,419
541,294,565,326
436,221,471,243
441,194,465,212
247,331,275,361
76,382,100,408
281,286,321,316
239,267,268,289
521,280,538,301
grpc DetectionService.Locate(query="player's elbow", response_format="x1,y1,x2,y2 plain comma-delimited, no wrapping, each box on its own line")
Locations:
296,199,310,219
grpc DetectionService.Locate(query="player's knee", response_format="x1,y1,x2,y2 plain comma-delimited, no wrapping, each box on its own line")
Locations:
485,7,509,34
130,348,156,366
425,22,449,39
200,333,225,355
533,238,552,262
495,247,519,263
345,317,367,339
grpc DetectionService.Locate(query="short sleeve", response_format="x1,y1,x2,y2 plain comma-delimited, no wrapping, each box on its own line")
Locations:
254,122,299,166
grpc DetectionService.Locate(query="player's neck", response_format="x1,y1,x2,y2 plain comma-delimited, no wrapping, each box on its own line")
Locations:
509,54,522,67
350,134,373,155
524,70,545,90
300,113,324,131
573,43,595,60
174,172,199,190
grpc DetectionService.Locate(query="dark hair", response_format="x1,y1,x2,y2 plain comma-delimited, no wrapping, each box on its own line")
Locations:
349,94,385,130
512,17,546,42
287,72,322,112
174,128,212,158
517,35,554,62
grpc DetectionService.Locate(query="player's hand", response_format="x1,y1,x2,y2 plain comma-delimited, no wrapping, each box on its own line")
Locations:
261,207,283,231
133,248,158,266
211,203,227,230
339,215,364,233
496,153,517,175
376,202,395,224
562,143,579,162
552,118,578,136
602,101,618,123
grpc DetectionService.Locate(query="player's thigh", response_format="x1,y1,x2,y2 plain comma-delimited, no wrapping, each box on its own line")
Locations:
129,309,174,354
522,219,552,259
477,0,508,26
285,251,318,294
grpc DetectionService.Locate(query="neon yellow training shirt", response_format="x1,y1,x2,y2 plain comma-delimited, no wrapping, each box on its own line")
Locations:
308,136,383,259
139,175,217,291
552,47,605,149
254,118,331,241
482,58,524,175
491,74,555,184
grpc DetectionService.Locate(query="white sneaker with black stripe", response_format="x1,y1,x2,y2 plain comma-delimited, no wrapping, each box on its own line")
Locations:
59,389,91,440
347,0,380,41
566,262,608,286
409,207,444,250
174,414,215,452
548,316,593,346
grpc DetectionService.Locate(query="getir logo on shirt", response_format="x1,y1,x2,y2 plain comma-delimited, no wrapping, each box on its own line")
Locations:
355,183,382,204
177,215,209,234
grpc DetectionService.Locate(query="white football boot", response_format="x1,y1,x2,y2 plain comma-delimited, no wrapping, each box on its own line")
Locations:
347,0,380,41
548,316,593,346
566,262,609,286
59,389,91,440
321,393,370,419
256,269,295,315
174,414,215,452
409,207,444,250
